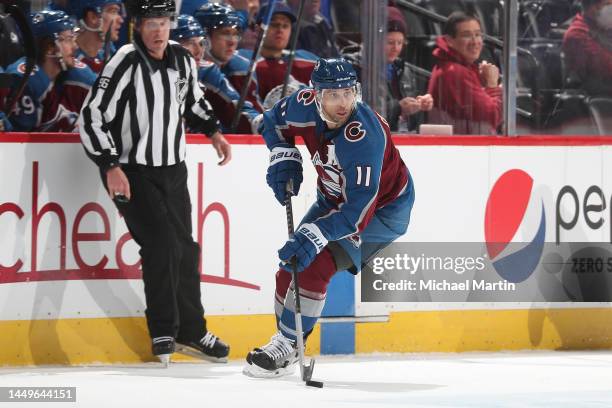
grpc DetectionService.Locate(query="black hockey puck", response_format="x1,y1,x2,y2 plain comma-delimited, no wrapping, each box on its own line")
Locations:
305,380,324,388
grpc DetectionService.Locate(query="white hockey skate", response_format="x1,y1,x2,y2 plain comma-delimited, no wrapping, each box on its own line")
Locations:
243,332,300,378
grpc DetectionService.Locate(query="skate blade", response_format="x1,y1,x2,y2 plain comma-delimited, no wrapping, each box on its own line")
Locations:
175,344,228,363
156,354,171,368
242,362,296,379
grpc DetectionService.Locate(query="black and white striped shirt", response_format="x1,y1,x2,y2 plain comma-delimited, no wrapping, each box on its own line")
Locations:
79,36,220,169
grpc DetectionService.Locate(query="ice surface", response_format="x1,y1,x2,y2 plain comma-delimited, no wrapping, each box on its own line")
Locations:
1,351,612,407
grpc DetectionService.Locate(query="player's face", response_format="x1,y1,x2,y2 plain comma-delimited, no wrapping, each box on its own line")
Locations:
138,17,171,60
102,3,125,42
385,31,405,63
180,36,205,62
56,29,77,68
320,87,356,126
446,19,483,64
264,14,291,51
210,27,240,63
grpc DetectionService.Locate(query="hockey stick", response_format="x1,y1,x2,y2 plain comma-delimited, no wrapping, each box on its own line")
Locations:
229,0,278,133
280,0,305,99
102,20,113,64
284,180,324,388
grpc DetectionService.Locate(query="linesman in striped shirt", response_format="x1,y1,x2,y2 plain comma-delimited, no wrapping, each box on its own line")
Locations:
78,0,231,366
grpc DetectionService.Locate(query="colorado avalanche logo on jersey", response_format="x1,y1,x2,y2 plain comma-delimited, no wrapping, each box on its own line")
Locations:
175,78,188,104
17,63,38,76
344,121,366,142
296,89,316,106
312,144,342,198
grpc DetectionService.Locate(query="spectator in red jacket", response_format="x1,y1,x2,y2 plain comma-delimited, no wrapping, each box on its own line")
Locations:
562,0,612,96
427,12,502,135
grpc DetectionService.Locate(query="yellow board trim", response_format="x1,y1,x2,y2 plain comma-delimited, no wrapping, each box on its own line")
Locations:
0,315,320,367
356,308,612,353
3,308,612,366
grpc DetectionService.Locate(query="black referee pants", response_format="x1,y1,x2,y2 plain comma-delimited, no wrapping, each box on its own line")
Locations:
107,162,207,341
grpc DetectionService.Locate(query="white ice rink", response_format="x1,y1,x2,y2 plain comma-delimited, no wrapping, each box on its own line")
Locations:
1,351,612,407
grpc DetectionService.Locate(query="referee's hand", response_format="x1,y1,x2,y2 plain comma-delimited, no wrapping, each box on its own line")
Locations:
106,167,131,201
211,131,232,166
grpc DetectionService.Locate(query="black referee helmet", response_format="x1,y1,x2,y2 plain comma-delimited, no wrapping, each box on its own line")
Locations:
127,0,176,20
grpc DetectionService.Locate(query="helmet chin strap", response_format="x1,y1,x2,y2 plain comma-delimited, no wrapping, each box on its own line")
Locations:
52,40,68,71
79,16,105,41
205,48,225,66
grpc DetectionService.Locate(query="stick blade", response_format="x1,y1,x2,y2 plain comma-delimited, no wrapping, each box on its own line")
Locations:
305,380,324,388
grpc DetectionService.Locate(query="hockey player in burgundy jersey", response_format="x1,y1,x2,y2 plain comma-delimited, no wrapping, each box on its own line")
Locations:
243,58,415,378
238,3,318,110
74,0,125,73
1,9,96,132
171,14,260,133
195,3,263,112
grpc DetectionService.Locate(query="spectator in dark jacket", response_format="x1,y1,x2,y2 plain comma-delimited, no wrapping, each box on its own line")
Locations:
427,11,502,135
385,6,432,132
287,0,339,58
562,0,612,96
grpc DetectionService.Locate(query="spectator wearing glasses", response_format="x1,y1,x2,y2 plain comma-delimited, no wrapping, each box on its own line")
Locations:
427,11,502,135
562,0,612,96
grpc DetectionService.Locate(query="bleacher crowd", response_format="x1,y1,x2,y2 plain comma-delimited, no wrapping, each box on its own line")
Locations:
0,0,610,135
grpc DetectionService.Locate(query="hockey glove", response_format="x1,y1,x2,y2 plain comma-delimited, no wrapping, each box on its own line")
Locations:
267,143,303,205
278,223,328,272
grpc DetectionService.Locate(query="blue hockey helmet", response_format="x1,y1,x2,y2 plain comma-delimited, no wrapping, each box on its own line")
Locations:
311,58,358,90
311,58,361,125
194,3,245,34
256,2,296,24
171,14,205,40
75,0,126,36
30,10,75,38
78,0,125,17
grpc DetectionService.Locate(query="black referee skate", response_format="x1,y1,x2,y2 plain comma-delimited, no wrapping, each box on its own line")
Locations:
152,336,175,368
176,331,230,363
243,332,299,378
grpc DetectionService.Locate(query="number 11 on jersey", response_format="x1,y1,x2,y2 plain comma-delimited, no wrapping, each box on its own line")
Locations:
356,165,371,187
